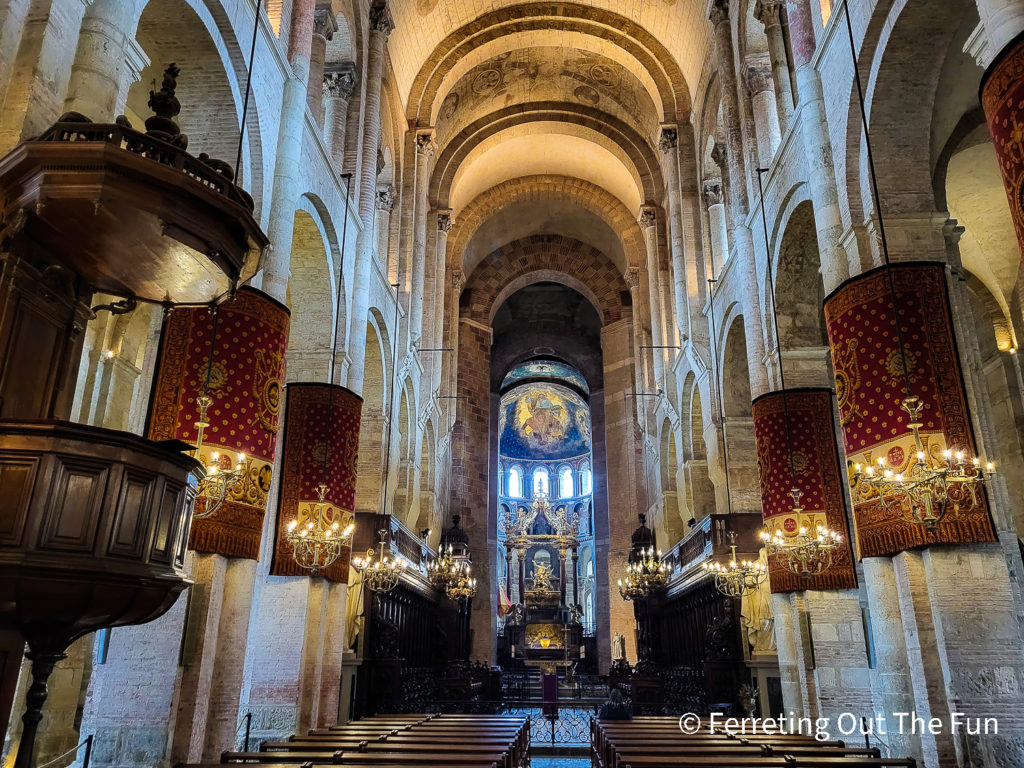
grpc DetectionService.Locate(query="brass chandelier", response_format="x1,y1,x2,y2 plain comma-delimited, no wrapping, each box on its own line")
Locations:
851,396,993,529
702,537,767,599
618,545,668,602
353,529,407,592
191,306,248,520
446,571,478,601
286,483,355,573
837,2,992,531
760,489,842,580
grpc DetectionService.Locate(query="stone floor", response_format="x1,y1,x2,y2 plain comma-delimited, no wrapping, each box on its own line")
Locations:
531,758,589,768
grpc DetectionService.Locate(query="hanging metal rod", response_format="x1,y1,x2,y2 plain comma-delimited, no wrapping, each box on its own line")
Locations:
626,391,664,397
639,345,682,350
417,347,454,353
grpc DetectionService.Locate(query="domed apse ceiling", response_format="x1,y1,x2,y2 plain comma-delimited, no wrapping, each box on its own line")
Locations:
499,382,592,460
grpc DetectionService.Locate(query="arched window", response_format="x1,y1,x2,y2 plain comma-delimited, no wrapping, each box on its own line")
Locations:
558,466,574,498
580,463,592,495
533,467,549,497
507,466,523,498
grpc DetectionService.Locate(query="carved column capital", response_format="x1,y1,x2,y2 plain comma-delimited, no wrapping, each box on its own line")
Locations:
708,0,730,28
451,269,467,293
753,0,784,27
416,129,437,158
437,210,454,233
658,127,678,153
702,179,724,207
376,184,396,212
744,61,773,95
638,206,657,228
710,142,728,174
623,267,642,290
369,3,395,36
323,63,357,100
313,7,339,40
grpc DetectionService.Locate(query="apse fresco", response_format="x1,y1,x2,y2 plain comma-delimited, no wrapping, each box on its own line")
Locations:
499,382,591,459
500,359,589,394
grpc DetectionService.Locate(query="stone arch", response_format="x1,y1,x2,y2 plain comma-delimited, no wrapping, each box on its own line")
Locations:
449,175,650,274
401,2,692,124
429,102,665,209
773,199,827,351
298,194,346,370
355,318,388,513
285,210,333,381
721,314,752,418
682,373,715,524
462,236,628,326
126,0,264,209
392,379,413,518
415,419,438,534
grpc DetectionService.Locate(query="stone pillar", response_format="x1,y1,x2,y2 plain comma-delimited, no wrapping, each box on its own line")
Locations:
346,3,394,394
703,180,728,277
430,210,453,397
518,550,526,605
623,267,649,396
262,0,318,302
571,547,579,608
409,130,436,349
973,0,1024,67
754,0,795,130
63,0,137,120
658,127,689,343
323,63,356,170
708,0,768,397
0,0,91,153
307,7,337,127
745,62,781,164
558,550,567,606
375,184,396,280
639,207,666,387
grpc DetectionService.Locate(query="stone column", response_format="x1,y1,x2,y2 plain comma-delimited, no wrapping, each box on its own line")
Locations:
262,0,318,302
323,62,356,170
375,184,396,280
571,547,579,608
744,62,781,164
786,0,849,293
658,127,689,343
346,3,394,393
973,0,1024,67
623,267,650,396
63,0,137,120
703,180,728,277
307,7,337,127
0,0,91,153
431,210,453,397
518,550,526,605
708,0,768,397
639,207,666,387
558,550,567,606
409,130,436,349
754,0,795,130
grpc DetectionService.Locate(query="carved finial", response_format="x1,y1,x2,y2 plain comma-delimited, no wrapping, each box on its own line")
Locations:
146,63,187,148
658,127,678,153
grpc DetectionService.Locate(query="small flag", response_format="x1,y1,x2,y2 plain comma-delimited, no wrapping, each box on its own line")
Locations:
498,584,512,617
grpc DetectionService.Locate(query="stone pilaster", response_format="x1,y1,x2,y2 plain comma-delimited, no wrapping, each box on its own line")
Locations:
307,6,337,126
375,184,396,280
659,127,689,342
972,0,1024,68
744,61,780,164
262,0,318,302
346,2,394,394
638,207,666,388
703,180,728,277
323,62,356,170
754,0,795,130
409,130,436,348
430,210,453,397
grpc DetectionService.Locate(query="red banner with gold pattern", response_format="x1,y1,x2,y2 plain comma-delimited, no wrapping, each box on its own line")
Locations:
270,382,362,582
148,287,289,560
752,388,856,592
982,32,1024,258
824,263,995,557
